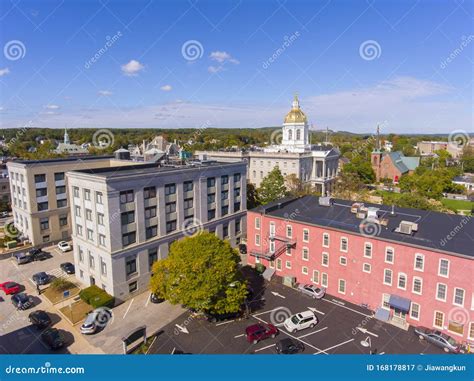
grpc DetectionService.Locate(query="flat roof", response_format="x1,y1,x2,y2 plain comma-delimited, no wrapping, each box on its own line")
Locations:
251,195,474,258
9,155,114,166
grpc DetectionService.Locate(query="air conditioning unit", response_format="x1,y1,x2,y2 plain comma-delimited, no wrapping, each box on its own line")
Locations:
319,197,333,207
351,202,363,213
367,207,379,219
396,221,418,235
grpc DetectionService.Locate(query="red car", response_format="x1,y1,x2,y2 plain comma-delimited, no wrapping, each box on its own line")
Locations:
246,323,278,344
0,281,21,295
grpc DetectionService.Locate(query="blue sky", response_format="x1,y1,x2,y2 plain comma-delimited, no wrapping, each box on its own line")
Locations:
0,0,472,133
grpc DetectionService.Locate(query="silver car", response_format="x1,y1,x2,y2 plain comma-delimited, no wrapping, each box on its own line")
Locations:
414,327,461,353
80,308,112,335
297,284,326,299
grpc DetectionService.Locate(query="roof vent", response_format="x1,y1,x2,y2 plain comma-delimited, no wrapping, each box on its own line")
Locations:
367,207,379,219
396,221,419,235
319,197,333,207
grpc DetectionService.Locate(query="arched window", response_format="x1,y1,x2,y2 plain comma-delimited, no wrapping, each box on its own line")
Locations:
296,129,301,140
288,129,292,140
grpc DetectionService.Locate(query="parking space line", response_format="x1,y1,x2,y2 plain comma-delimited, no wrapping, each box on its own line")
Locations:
234,334,245,338
297,326,328,339
254,344,276,352
122,298,134,319
215,320,234,327
313,338,355,354
145,293,150,307
321,298,372,318
252,307,286,317
308,307,325,315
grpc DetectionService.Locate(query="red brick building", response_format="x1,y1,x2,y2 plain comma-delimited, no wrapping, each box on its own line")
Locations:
371,150,420,182
247,196,474,343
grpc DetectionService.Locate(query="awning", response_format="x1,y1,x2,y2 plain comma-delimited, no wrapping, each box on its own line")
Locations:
389,295,411,312
374,307,390,322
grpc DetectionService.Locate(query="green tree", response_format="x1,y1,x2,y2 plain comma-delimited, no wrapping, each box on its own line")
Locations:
342,156,375,184
461,146,474,173
285,173,313,197
258,166,287,204
150,232,247,314
246,181,260,209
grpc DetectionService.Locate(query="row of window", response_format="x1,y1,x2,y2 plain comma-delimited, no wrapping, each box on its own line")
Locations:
34,172,65,183
73,187,103,204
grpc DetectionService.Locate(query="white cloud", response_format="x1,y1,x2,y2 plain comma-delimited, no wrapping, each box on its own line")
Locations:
98,90,113,96
209,51,239,64
160,85,172,92
208,65,224,73
121,60,144,76
44,104,60,110
0,68,10,76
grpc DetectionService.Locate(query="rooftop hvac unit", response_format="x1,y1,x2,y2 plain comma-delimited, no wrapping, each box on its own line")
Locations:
396,221,419,235
319,197,333,207
356,212,367,219
351,202,363,213
367,207,379,219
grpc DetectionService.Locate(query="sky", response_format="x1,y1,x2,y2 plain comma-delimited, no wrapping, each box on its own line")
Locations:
0,0,472,133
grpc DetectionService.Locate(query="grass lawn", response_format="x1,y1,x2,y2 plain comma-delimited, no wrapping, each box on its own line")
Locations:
59,300,93,325
43,283,81,305
441,198,474,212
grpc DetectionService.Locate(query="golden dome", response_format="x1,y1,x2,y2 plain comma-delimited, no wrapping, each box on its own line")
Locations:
284,95,307,124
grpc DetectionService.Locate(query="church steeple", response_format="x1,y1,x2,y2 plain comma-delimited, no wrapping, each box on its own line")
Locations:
64,127,70,145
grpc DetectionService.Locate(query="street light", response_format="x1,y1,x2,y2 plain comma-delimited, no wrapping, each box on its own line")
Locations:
360,336,373,354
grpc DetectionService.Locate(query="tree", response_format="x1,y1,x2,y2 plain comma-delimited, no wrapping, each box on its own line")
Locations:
461,146,474,173
258,166,287,204
342,156,375,184
285,173,313,197
150,232,247,314
246,181,260,209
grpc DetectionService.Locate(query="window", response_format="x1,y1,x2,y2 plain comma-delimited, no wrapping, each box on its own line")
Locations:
121,211,135,225
385,247,394,264
207,193,215,203
410,303,420,320
286,225,292,238
166,220,177,233
34,174,46,183
36,188,47,197
144,186,156,199
276,259,282,271
96,192,103,204
433,311,444,329
40,217,49,231
234,188,241,198
99,234,106,247
73,187,80,198
469,322,474,340
37,202,48,211
340,237,348,252
122,231,136,247
383,269,392,285
184,198,193,210
255,234,260,246
87,229,94,241
165,202,176,214
364,243,372,258
339,256,347,265
269,222,275,237
438,259,450,277
223,225,229,238
183,181,193,192
208,209,215,220
312,270,319,284
234,202,241,211
97,213,104,225
338,279,346,294
89,253,95,269
303,229,309,242
100,258,107,275
84,189,91,201
397,273,407,290
363,263,371,273
448,320,464,336
146,225,158,239
165,183,176,195
412,277,423,295
75,206,81,217
78,247,84,263
322,252,329,267
221,175,229,185
233,173,241,182
302,247,309,261
55,185,66,194
382,294,390,309
145,207,157,219
285,246,291,256
322,233,329,247
59,214,68,227
453,288,465,307
321,273,328,287
129,281,138,293
207,177,215,188
221,190,228,200
285,260,291,269
148,249,158,271
302,266,308,275
436,283,447,301
42,235,50,243
54,172,64,181
126,257,137,276
85,209,92,221
76,224,83,236
236,219,241,234
414,254,424,271
221,205,229,216
120,190,134,204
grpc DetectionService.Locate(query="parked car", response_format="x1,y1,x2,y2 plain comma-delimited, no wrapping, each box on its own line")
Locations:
80,308,112,334
13,252,31,265
60,262,75,274
275,338,305,354
205,310,242,323
28,248,49,261
57,241,72,252
150,293,165,304
0,211,9,218
414,327,461,353
245,323,278,344
297,284,326,299
0,281,21,295
40,328,64,350
32,272,50,286
29,310,52,329
11,293,33,310
284,310,318,333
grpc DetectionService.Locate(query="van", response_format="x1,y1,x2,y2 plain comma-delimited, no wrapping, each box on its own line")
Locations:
13,252,31,265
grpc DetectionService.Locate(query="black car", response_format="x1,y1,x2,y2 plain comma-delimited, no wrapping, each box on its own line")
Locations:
32,272,50,286
150,293,165,304
28,248,48,261
275,338,305,354
11,293,34,310
29,310,52,329
205,310,242,323
239,244,247,254
40,328,64,350
60,262,75,274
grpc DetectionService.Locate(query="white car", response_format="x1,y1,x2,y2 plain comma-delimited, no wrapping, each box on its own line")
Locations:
297,284,326,299
57,241,72,252
284,310,318,333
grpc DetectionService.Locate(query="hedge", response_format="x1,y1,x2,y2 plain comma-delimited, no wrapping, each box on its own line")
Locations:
255,263,266,274
79,285,115,309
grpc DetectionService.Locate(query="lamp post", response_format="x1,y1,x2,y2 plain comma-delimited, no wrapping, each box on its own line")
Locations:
360,336,374,354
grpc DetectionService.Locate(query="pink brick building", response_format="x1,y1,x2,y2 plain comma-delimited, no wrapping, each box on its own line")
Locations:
247,196,474,343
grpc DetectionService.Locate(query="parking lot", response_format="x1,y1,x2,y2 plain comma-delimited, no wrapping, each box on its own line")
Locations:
148,275,445,355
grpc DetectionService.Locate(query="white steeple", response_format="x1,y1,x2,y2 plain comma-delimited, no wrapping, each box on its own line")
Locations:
64,127,70,145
